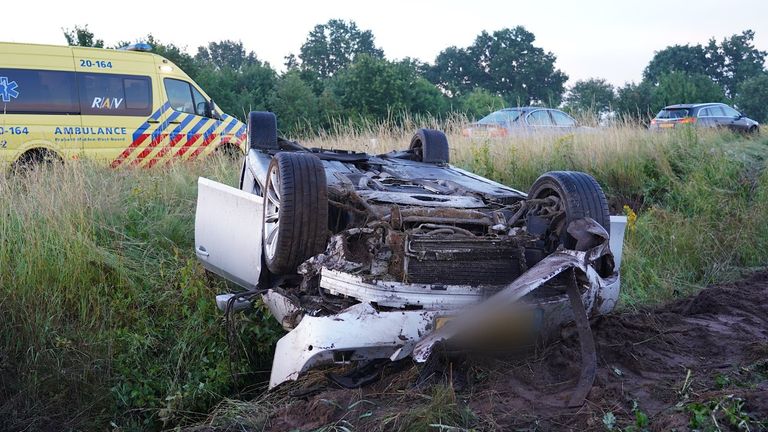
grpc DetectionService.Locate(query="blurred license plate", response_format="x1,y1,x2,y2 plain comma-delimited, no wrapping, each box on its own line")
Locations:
435,308,543,340
660,123,674,128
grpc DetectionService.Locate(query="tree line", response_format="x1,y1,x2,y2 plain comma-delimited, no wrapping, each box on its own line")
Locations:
63,22,768,133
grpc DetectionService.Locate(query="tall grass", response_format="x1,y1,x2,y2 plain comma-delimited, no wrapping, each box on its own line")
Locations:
0,157,281,430
0,123,766,430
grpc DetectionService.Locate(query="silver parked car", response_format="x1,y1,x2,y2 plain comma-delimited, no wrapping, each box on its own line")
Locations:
463,107,579,137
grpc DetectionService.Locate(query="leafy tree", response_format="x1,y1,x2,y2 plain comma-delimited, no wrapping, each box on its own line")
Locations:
735,73,768,122
195,62,276,119
431,27,567,105
404,74,450,117
643,44,710,85
651,71,726,108
644,30,766,99
63,25,104,48
195,40,259,71
329,55,446,120
284,53,299,70
705,30,767,98
614,81,655,122
564,78,615,115
297,19,384,79
269,71,320,134
318,87,344,126
459,88,506,120
428,46,475,97
143,34,200,80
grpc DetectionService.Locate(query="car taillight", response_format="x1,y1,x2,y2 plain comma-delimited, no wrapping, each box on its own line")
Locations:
650,119,657,125
679,117,697,124
490,127,508,137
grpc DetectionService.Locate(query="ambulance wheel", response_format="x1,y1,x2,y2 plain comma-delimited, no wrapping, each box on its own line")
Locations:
262,152,328,274
248,111,279,150
216,143,242,159
11,149,63,174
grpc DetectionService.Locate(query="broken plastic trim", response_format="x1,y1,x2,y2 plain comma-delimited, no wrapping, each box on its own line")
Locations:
268,218,620,395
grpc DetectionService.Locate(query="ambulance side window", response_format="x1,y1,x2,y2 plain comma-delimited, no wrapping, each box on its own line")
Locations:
78,73,152,116
0,68,79,114
164,78,195,115
124,78,151,111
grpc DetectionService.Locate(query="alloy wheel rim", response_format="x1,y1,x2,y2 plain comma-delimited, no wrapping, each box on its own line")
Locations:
264,168,281,259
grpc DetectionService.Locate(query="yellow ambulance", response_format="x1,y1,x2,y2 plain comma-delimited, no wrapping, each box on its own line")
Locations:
0,42,247,170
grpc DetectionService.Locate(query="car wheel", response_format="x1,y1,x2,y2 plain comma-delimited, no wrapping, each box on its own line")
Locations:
11,149,63,175
248,111,279,150
215,143,243,159
749,125,759,135
409,129,449,164
527,171,610,251
263,152,328,274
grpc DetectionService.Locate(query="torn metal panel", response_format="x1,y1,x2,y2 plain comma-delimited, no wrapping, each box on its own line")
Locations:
320,268,485,309
194,119,629,394
269,303,437,388
358,190,488,208
411,218,613,362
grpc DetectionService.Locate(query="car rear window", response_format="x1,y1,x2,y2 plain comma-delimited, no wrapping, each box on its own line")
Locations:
550,110,577,127
656,108,690,119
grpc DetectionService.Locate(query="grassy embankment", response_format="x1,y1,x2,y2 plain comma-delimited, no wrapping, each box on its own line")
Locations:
0,125,766,430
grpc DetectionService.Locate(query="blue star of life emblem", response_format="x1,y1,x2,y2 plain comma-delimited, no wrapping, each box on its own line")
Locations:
0,77,20,103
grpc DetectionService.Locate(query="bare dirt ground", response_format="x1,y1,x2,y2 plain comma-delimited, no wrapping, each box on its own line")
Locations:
199,272,768,431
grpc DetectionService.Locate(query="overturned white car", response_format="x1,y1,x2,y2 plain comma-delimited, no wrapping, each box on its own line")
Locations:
195,112,627,394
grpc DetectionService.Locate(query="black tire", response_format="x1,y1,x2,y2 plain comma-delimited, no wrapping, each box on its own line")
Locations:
11,149,63,174
262,152,328,274
749,125,759,135
409,129,449,164
527,171,610,250
248,111,278,150
216,143,243,158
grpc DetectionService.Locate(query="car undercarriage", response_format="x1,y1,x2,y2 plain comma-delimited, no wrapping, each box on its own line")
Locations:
195,112,627,396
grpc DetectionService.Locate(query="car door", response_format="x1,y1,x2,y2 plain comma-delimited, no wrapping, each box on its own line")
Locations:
720,105,750,132
162,78,236,162
525,109,554,130
195,177,264,289
696,107,718,128
549,109,577,130
703,105,729,129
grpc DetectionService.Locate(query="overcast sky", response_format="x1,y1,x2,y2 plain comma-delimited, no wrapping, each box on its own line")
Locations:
3,0,767,87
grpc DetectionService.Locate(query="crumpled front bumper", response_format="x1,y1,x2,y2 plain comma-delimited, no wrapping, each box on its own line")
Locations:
266,216,627,388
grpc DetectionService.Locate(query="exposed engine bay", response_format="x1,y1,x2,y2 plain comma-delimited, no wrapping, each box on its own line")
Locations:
195,112,627,394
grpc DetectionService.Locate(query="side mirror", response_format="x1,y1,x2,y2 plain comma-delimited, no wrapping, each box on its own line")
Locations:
199,101,221,120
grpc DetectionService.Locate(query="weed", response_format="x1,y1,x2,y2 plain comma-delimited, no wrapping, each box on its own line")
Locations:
380,385,477,432
2,124,768,430
687,395,763,431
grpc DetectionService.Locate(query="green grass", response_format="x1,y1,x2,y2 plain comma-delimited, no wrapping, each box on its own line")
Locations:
0,156,282,430
0,125,767,430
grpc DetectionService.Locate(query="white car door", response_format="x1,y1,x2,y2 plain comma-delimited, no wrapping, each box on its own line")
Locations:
195,177,263,288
